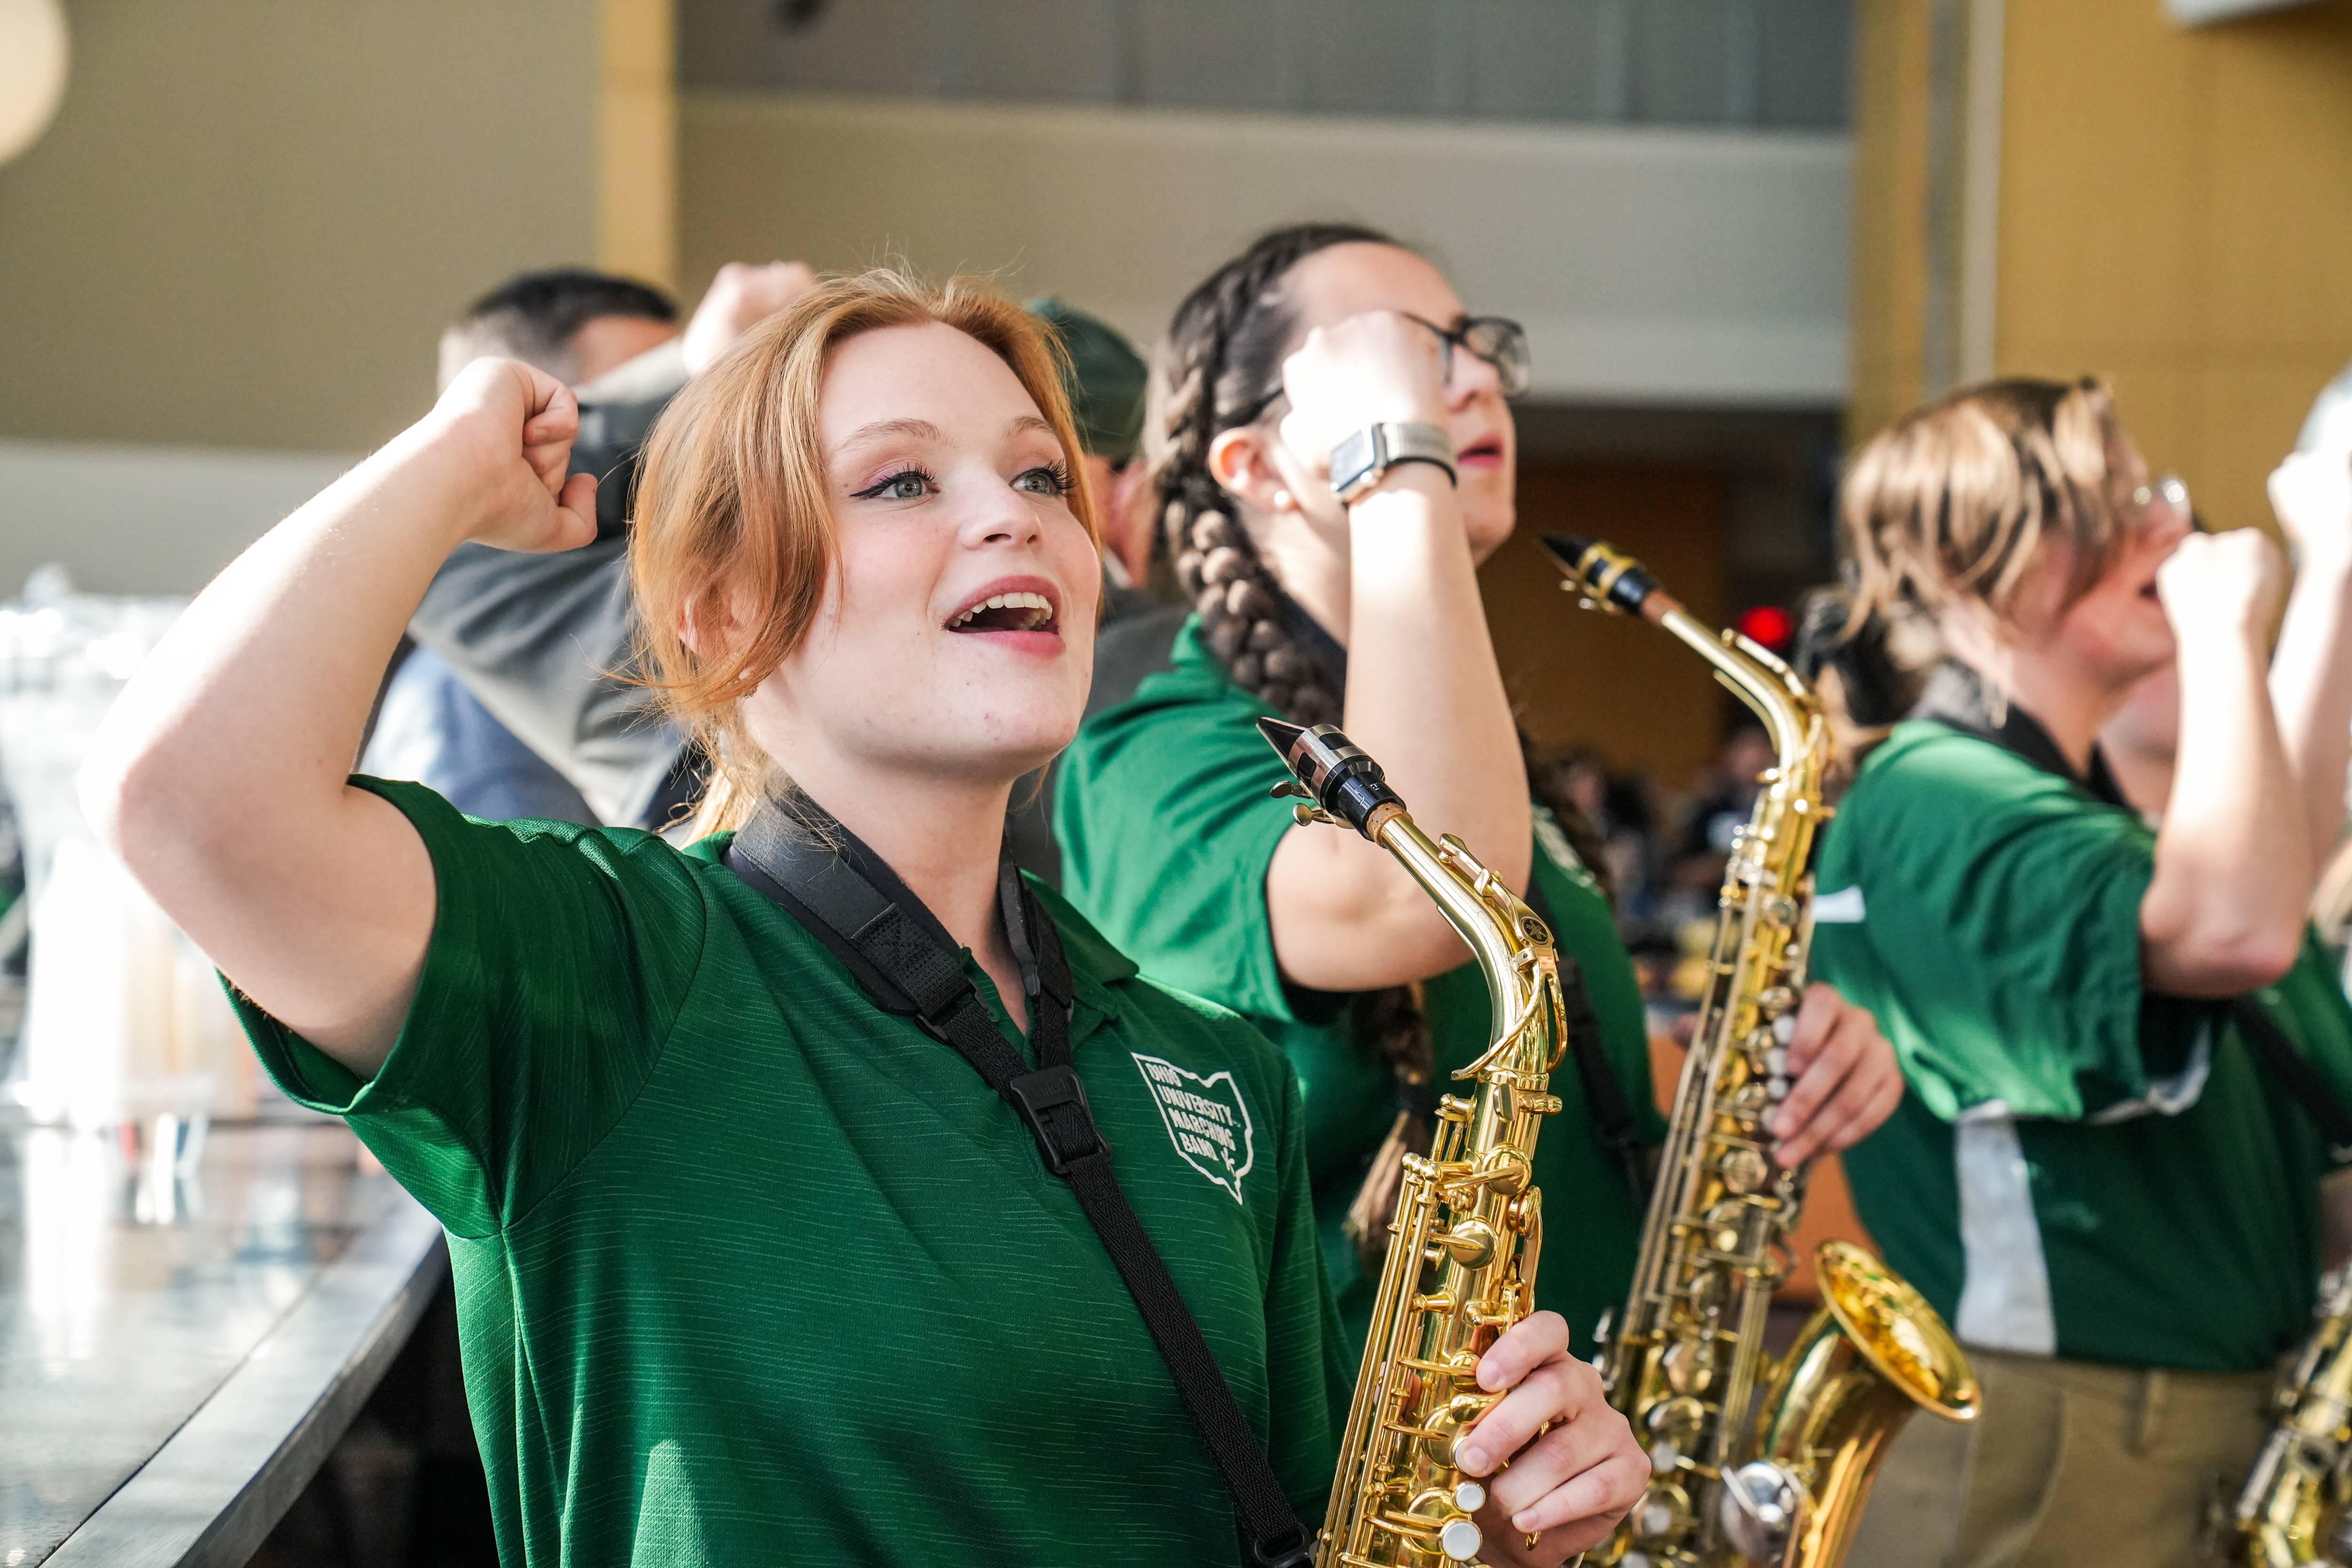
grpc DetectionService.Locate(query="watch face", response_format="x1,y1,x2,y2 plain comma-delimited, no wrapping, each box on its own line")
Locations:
1331,429,1376,496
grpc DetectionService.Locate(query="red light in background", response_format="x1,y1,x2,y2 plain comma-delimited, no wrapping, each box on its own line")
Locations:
1735,605,1794,651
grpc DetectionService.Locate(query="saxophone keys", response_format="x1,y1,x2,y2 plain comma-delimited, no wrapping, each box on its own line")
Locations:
1642,1394,1708,1471
1631,1477,1695,1539
1436,1218,1499,1269
1438,1517,1484,1560
1720,1146,1771,1195
1718,1460,1808,1563
1661,1336,1716,1395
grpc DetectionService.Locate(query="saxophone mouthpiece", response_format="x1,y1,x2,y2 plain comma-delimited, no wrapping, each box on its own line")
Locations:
1256,717,1407,840
1541,533,1673,621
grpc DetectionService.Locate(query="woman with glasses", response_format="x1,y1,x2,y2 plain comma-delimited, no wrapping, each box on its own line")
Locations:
1808,377,2352,1568
1052,223,1903,1391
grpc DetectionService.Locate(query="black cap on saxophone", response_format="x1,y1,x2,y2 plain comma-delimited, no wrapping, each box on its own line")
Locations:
1541,532,1677,621
1256,719,1407,840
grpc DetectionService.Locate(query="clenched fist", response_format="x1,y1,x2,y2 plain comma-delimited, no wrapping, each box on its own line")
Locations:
428,358,599,555
2156,527,2287,646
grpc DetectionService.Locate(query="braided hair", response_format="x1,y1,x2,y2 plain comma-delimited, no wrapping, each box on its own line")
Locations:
1152,224,1613,1268
1151,223,1390,727
1151,222,1614,891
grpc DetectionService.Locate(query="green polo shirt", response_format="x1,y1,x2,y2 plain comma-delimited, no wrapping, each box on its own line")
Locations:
1813,719,2352,1373
230,778,1346,1568
1053,618,1663,1360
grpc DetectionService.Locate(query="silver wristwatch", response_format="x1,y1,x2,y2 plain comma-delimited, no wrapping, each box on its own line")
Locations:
1329,422,1457,504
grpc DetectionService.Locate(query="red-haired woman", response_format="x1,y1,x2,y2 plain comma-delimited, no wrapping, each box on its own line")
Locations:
80,272,1643,1567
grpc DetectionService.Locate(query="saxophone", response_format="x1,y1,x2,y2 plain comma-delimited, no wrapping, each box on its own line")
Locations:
1541,535,1979,1568
2218,1267,2352,1565
1259,717,1566,1567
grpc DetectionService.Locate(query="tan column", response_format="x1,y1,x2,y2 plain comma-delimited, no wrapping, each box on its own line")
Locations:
599,0,677,291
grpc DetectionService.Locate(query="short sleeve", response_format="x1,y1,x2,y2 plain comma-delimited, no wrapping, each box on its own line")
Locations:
1056,685,1305,1024
227,777,708,1236
1812,732,2160,1122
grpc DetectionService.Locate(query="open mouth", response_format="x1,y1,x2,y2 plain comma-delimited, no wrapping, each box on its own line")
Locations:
945,589,1059,635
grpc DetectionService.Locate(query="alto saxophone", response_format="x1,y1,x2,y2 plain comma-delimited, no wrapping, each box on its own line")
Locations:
1260,717,1566,1568
1542,535,1979,1568
2218,1267,2352,1565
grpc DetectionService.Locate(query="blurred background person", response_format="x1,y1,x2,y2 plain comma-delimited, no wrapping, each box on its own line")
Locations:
364,267,682,824
1818,378,2352,1568
394,259,816,831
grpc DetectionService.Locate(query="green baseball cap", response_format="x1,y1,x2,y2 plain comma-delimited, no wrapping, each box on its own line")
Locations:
1028,297,1147,465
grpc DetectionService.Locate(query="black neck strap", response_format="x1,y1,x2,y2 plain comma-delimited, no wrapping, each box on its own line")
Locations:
724,798,1313,1568
1914,661,2352,1154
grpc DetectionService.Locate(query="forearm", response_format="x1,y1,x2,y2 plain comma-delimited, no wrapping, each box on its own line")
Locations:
1272,473,1530,989
2270,549,2352,868
1342,476,1529,879
2146,621,2313,993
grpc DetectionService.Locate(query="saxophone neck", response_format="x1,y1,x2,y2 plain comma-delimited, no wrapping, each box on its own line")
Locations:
1653,603,1824,788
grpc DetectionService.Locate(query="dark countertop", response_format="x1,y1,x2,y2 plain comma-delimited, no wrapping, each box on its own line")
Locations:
0,1111,445,1568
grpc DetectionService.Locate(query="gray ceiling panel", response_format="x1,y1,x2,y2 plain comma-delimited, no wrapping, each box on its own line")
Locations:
677,0,1851,129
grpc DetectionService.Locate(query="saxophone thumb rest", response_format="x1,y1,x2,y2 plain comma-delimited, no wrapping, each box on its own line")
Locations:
1256,718,1409,841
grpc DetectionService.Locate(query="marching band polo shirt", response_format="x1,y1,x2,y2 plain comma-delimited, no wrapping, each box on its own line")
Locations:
1813,677,2352,1374
1053,617,1665,1362
228,777,1347,1568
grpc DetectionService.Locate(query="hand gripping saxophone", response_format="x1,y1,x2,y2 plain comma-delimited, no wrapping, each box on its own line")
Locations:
1259,717,1566,1568
1541,535,1979,1568
2218,1267,2352,1565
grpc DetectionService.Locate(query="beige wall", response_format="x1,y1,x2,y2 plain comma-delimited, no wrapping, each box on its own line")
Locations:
0,1,604,454
679,91,1852,407
1997,0,2352,534
1850,0,2352,534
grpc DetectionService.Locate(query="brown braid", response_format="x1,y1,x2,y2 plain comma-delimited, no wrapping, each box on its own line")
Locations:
1152,223,1392,730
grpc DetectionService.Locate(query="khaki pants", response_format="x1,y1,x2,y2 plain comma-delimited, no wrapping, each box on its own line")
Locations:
1843,1348,2272,1568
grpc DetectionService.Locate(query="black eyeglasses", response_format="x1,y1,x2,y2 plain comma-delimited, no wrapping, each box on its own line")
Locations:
1236,312,1533,423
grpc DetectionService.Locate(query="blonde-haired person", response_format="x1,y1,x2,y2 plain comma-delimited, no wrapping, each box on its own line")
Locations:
79,271,1643,1567
1812,377,2352,1568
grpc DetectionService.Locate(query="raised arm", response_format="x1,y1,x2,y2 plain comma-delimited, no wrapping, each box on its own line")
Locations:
79,362,597,1075
2266,448,2352,871
1256,313,1532,992
2144,527,2312,995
